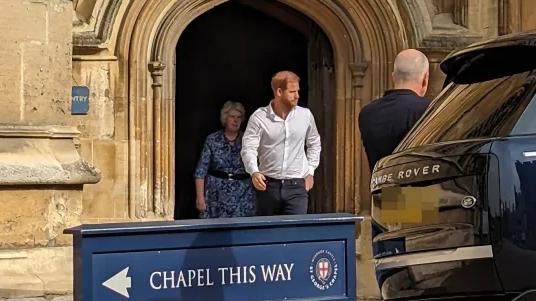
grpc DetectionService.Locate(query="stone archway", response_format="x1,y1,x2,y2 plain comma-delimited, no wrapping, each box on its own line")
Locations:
113,0,408,220
173,1,324,219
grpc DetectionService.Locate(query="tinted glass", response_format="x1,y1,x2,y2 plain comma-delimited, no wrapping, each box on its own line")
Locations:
512,93,536,135
398,70,536,150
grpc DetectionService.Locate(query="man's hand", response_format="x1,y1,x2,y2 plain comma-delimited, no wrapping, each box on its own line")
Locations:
196,197,206,212
304,175,314,191
252,172,267,191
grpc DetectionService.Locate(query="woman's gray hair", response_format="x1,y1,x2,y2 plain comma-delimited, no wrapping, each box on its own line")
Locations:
220,101,245,126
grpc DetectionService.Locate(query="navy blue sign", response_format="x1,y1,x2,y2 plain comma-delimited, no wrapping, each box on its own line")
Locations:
94,241,345,300
65,214,360,301
72,86,89,115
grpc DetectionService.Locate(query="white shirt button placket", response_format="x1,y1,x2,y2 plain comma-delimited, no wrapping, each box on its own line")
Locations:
282,120,289,178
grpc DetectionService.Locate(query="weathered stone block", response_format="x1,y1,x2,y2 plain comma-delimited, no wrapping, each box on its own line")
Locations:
23,41,72,124
0,247,72,299
47,0,73,45
0,0,47,43
46,190,83,246
22,44,53,121
0,43,23,123
113,140,129,218
4,0,73,125
521,0,536,31
0,126,100,248
0,188,84,248
71,61,114,139
356,217,381,299
78,138,93,164
82,139,117,218
81,139,129,219
82,186,116,218
0,189,48,247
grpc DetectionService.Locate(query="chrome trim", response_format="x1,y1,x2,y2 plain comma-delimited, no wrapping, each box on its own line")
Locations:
375,245,493,270
512,289,536,301
523,151,536,158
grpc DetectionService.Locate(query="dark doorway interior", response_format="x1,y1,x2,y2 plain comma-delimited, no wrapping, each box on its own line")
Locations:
174,0,334,219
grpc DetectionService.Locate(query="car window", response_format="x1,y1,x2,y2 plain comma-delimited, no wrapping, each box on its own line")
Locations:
512,93,536,135
397,70,536,150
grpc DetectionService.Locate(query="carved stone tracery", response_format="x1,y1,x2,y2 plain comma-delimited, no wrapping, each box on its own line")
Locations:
398,0,493,49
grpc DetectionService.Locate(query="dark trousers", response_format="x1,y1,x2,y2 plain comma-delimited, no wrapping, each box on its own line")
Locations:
255,178,308,216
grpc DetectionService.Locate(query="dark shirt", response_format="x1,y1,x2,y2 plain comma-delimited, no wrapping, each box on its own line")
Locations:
359,89,430,171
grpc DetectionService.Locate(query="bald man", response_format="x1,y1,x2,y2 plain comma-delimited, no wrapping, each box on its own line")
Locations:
359,49,431,172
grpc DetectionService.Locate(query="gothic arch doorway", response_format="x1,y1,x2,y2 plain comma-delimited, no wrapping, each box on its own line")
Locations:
116,0,406,220
174,0,335,219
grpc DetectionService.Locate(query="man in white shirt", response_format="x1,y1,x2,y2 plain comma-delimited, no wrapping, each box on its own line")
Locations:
241,71,321,215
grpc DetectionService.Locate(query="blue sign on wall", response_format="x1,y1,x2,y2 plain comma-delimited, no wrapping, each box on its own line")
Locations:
65,214,360,301
72,86,89,115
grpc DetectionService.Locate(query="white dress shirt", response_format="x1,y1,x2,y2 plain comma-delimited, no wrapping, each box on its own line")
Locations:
241,102,321,179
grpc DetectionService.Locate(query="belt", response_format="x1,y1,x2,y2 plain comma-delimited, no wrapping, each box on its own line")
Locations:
208,169,250,180
265,177,304,184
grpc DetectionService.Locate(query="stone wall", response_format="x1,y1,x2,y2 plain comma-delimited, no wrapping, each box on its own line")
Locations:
0,1,100,299
0,247,73,299
520,0,536,30
71,60,130,224
0,0,73,125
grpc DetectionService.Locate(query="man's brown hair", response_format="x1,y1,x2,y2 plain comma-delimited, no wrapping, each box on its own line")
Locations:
271,71,300,94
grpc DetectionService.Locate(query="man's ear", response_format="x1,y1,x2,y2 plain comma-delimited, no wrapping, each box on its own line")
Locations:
421,71,429,94
422,72,429,87
276,88,283,97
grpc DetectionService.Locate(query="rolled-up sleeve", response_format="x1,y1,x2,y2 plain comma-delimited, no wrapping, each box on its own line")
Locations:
305,110,321,176
241,114,262,175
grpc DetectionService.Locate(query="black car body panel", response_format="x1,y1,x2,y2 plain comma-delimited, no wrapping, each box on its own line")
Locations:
371,30,536,300
490,137,536,292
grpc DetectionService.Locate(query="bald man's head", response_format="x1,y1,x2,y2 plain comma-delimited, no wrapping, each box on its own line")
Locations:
392,49,430,96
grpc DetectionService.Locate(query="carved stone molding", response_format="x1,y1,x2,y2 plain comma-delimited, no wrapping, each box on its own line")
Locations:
398,0,484,49
0,125,101,185
350,62,369,89
499,0,522,35
148,61,168,216
73,0,123,54
149,61,166,87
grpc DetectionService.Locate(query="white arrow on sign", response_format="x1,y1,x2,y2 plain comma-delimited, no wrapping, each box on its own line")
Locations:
102,267,132,298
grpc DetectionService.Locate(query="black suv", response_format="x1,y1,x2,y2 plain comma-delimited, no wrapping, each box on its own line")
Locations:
371,31,536,300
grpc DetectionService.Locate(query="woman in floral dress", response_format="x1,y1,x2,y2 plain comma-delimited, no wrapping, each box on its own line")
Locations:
194,101,255,218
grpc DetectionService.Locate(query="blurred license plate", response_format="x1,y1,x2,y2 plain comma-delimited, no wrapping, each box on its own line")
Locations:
376,186,440,225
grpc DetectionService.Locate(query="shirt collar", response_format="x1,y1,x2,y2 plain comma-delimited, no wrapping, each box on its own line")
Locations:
266,100,296,121
267,101,277,118
383,89,419,97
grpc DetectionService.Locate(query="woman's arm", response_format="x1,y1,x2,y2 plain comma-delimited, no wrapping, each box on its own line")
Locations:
194,136,212,212
195,178,206,211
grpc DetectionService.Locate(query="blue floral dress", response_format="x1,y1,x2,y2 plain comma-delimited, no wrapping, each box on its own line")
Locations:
194,130,255,218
